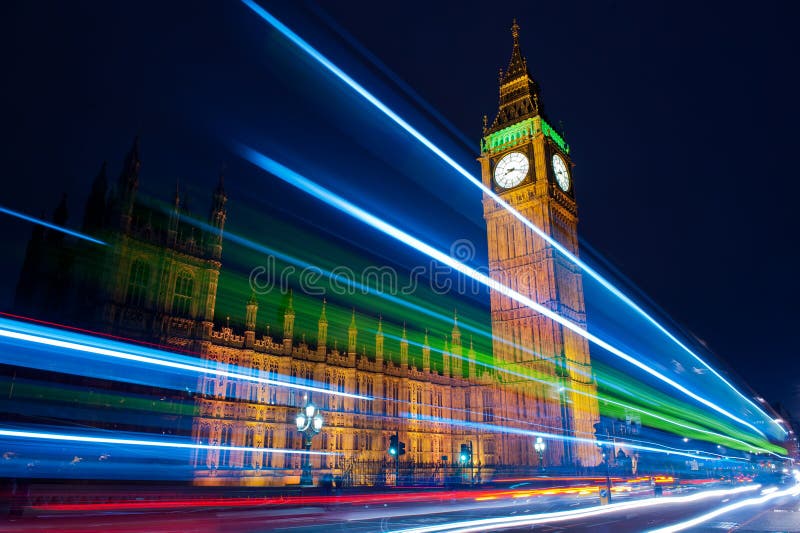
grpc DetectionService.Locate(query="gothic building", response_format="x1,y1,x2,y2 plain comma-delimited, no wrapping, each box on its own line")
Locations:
14,21,601,486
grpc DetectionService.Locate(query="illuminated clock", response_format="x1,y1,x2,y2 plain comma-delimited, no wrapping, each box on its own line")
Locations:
552,154,570,191
494,151,529,189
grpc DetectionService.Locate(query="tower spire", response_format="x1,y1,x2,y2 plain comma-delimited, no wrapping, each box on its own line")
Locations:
317,298,328,356
117,136,140,233
486,19,544,134
511,18,520,46
422,328,431,372
348,308,358,355
282,289,295,352
399,321,408,368
244,291,258,347
209,168,227,260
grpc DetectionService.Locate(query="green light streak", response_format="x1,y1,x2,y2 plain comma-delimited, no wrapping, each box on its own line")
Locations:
0,378,197,417
131,192,785,459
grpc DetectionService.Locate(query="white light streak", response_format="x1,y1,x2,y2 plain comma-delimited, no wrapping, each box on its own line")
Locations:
238,0,782,436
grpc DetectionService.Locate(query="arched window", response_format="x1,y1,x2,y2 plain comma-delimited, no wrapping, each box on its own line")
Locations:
204,378,215,397
244,428,255,468
263,428,274,468
172,272,194,317
482,391,494,422
323,374,332,410
220,426,232,467
126,260,150,307
354,379,361,414
289,367,298,407
196,425,210,468
365,378,373,414
268,362,278,404
225,380,236,399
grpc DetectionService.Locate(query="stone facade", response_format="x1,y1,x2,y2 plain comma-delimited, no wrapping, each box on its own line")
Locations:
14,22,603,486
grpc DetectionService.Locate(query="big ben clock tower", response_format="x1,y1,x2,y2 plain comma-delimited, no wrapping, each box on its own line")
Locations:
479,21,601,467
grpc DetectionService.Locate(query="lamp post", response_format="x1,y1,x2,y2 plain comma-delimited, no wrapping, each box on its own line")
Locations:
295,397,324,486
534,437,546,471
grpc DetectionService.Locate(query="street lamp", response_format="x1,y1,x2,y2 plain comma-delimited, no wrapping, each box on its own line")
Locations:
534,437,546,471
296,397,324,486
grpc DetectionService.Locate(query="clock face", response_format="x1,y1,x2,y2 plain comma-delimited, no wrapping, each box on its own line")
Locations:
552,154,570,191
494,151,530,189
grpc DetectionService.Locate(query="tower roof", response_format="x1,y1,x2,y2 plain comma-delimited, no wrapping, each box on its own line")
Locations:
285,289,294,314
119,136,141,187
487,19,544,134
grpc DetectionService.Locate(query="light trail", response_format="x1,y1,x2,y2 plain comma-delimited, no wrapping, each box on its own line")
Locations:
177,207,565,374
238,0,782,436
5,313,771,457
388,485,763,532
0,317,369,400
173,205,776,451
26,479,668,512
649,483,800,532
237,145,767,438
0,428,332,456
0,205,106,246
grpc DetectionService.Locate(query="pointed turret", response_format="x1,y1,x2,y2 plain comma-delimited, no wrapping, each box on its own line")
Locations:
209,169,227,260
450,310,463,378
348,309,358,355
245,292,258,332
468,336,477,379
442,335,451,377
451,309,462,348
422,329,431,372
374,315,384,365
117,136,140,232
168,180,180,246
399,322,409,368
82,162,108,232
244,292,258,348
282,290,295,352
317,299,328,356
486,20,544,134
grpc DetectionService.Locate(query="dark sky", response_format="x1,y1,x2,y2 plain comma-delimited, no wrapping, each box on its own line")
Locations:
1,1,798,415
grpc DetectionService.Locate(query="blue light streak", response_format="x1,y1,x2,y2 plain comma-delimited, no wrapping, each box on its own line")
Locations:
0,316,779,460
239,0,782,435
0,428,332,456
0,317,369,401
185,214,773,455
237,145,767,438
0,206,106,246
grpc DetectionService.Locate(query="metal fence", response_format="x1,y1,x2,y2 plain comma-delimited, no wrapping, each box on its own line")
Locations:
339,459,484,487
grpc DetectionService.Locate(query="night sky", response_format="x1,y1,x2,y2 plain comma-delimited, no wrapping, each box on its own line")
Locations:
2,1,798,415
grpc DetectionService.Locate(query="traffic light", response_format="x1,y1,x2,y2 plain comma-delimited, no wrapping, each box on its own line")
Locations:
459,443,472,464
398,441,406,456
389,435,398,457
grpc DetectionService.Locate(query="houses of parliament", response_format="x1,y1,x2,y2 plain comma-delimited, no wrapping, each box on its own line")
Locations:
13,22,601,485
